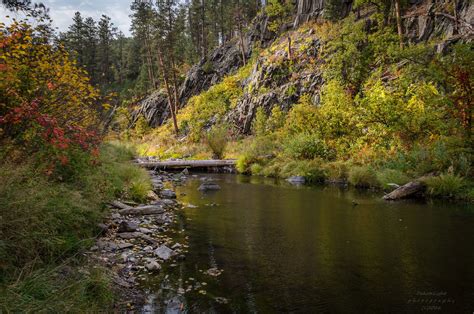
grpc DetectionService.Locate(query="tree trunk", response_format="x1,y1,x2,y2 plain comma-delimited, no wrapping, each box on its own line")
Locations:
394,0,404,49
287,36,292,60
157,46,179,135
383,180,426,200
453,0,459,35
144,35,157,89
201,0,207,58
236,7,246,66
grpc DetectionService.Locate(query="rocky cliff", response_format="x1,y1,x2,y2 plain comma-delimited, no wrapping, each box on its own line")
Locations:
134,0,473,129
132,14,275,127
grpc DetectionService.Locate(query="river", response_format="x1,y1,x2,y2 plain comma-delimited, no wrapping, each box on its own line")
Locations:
144,173,474,313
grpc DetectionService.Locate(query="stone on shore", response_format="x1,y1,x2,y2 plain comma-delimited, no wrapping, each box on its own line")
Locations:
145,259,161,271
118,221,139,233
154,245,175,260
160,189,176,199
119,205,164,215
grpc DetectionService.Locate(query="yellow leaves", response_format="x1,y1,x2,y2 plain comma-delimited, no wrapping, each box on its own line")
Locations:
1,22,100,130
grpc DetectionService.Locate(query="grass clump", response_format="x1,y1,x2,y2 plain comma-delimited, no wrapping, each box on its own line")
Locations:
425,173,466,198
250,163,264,175
348,165,380,188
206,124,228,159
323,161,350,183
376,168,411,190
279,159,327,183
284,133,334,160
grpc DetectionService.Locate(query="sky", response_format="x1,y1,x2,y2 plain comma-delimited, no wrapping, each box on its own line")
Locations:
1,0,133,36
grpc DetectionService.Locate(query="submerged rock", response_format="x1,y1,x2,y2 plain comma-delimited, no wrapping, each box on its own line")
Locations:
154,245,175,260
198,182,221,191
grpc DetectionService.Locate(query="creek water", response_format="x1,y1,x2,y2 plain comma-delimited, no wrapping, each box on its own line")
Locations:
144,174,474,313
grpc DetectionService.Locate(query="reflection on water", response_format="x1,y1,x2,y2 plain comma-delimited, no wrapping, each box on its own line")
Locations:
145,174,474,313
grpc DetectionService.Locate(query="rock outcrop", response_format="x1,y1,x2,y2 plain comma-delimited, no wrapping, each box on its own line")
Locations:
133,0,473,129
293,0,353,26
404,0,474,47
132,14,275,127
228,30,323,134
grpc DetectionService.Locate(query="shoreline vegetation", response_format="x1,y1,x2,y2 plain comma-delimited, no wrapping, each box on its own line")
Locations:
0,142,153,311
123,17,472,203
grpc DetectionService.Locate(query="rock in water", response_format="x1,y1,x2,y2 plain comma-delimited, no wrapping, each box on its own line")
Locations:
160,189,176,199
198,182,221,191
118,221,139,233
154,245,175,260
287,176,306,185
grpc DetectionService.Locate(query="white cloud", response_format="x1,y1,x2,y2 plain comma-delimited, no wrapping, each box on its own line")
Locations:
1,0,133,36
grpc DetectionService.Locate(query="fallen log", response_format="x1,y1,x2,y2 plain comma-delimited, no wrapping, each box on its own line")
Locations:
383,180,426,200
137,159,236,170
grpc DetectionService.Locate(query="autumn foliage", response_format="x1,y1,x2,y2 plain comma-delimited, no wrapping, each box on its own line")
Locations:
0,21,101,177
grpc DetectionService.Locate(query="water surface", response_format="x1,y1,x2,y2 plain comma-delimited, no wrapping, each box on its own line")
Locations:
147,174,474,313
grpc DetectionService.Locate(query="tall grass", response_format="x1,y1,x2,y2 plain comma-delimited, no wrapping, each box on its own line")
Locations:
348,165,380,188
206,124,228,159
425,174,466,198
0,141,150,311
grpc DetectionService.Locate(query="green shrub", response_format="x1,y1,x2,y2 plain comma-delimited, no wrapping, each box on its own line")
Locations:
280,159,327,183
202,60,214,74
206,124,228,159
324,161,350,182
284,133,334,160
236,154,251,173
250,163,263,175
252,107,267,136
377,168,411,190
236,135,279,173
425,174,466,198
348,165,380,188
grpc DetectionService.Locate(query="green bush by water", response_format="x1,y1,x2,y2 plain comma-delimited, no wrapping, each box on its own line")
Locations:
425,174,466,199
348,165,380,188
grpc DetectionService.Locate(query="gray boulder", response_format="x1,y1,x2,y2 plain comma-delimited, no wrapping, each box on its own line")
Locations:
119,205,164,216
160,189,177,199
198,182,221,191
287,176,306,185
154,245,175,260
118,221,138,233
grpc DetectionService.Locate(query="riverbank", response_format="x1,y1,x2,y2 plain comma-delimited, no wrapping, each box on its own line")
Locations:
131,140,474,203
86,169,191,311
0,143,153,312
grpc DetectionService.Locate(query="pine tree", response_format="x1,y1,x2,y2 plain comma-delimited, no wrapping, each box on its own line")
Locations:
97,15,116,86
